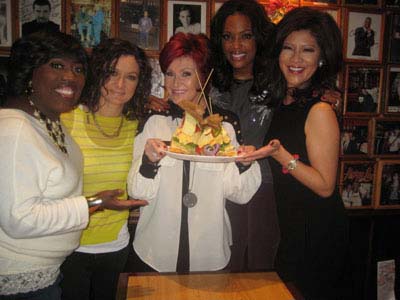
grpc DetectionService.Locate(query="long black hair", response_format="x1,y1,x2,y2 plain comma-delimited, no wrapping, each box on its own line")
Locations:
210,0,276,98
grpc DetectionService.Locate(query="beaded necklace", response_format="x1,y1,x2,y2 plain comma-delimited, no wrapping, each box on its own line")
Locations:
29,99,68,154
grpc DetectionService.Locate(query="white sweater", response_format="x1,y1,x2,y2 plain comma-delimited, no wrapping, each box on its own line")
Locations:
127,115,261,272
0,109,89,275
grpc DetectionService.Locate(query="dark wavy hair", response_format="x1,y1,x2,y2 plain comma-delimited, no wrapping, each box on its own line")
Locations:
270,7,343,103
7,31,88,97
159,33,212,84
210,0,276,96
82,38,152,121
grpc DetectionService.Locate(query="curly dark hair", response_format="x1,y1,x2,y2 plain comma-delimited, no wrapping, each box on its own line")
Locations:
210,0,276,96
270,7,343,103
7,31,88,97
82,38,152,121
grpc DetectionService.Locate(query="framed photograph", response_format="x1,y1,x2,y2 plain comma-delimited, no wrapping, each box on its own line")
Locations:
386,0,400,8
376,160,400,208
385,66,400,114
19,0,62,37
118,0,161,52
344,0,380,7
388,13,400,63
167,0,207,41
374,120,400,155
67,0,112,48
341,118,371,156
344,65,382,115
344,10,384,63
149,57,164,99
340,161,376,208
0,0,12,48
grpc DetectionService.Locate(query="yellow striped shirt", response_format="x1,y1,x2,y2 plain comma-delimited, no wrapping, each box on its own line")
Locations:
61,106,138,245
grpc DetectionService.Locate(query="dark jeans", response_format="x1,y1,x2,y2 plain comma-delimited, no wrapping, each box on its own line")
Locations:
60,245,129,300
0,274,62,300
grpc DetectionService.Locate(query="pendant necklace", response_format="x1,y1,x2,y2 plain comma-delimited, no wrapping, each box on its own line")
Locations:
183,161,197,208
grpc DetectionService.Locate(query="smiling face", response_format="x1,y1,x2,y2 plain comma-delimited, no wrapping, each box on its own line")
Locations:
279,30,321,89
99,55,140,115
164,56,201,105
31,57,85,120
221,13,256,80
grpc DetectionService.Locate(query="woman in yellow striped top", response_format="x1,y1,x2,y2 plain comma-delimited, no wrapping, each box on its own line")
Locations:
60,38,151,300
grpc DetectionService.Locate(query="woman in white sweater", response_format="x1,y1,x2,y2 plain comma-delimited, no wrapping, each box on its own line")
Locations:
0,32,131,300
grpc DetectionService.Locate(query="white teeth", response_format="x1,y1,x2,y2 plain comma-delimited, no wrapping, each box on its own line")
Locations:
56,87,74,96
232,53,245,59
289,67,303,72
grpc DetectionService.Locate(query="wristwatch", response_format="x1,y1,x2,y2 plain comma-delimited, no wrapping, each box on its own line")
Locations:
282,154,299,174
287,156,299,171
86,196,103,208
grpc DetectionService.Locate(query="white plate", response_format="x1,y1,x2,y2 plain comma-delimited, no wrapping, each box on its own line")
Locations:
164,150,239,163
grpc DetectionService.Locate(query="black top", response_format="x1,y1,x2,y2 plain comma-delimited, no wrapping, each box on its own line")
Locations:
211,80,274,183
22,20,60,37
265,98,349,299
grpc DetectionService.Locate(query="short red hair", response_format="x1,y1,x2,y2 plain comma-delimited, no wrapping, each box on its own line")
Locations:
159,33,212,83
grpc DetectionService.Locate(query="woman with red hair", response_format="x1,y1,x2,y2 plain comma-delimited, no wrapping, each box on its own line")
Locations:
127,33,262,272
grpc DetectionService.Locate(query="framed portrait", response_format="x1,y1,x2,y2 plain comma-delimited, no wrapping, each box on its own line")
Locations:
344,10,384,63
388,13,400,63
118,0,161,52
67,0,113,48
341,118,371,156
343,65,382,115
0,0,12,49
149,57,164,99
167,0,207,41
375,160,400,208
19,0,62,38
386,0,400,8
385,66,400,114
339,161,376,208
374,120,400,155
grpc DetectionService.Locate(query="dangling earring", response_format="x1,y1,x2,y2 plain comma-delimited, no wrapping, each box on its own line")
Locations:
25,80,34,95
318,60,325,68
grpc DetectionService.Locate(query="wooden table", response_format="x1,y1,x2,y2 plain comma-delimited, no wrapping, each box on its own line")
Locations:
116,271,301,300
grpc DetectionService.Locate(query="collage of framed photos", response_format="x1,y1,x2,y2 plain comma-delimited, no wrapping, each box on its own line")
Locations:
0,0,399,209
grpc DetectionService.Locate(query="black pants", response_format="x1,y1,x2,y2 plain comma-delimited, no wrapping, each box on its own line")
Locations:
60,246,129,300
226,181,280,271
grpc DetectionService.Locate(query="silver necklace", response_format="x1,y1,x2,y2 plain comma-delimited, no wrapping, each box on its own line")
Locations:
183,161,197,208
29,99,67,154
